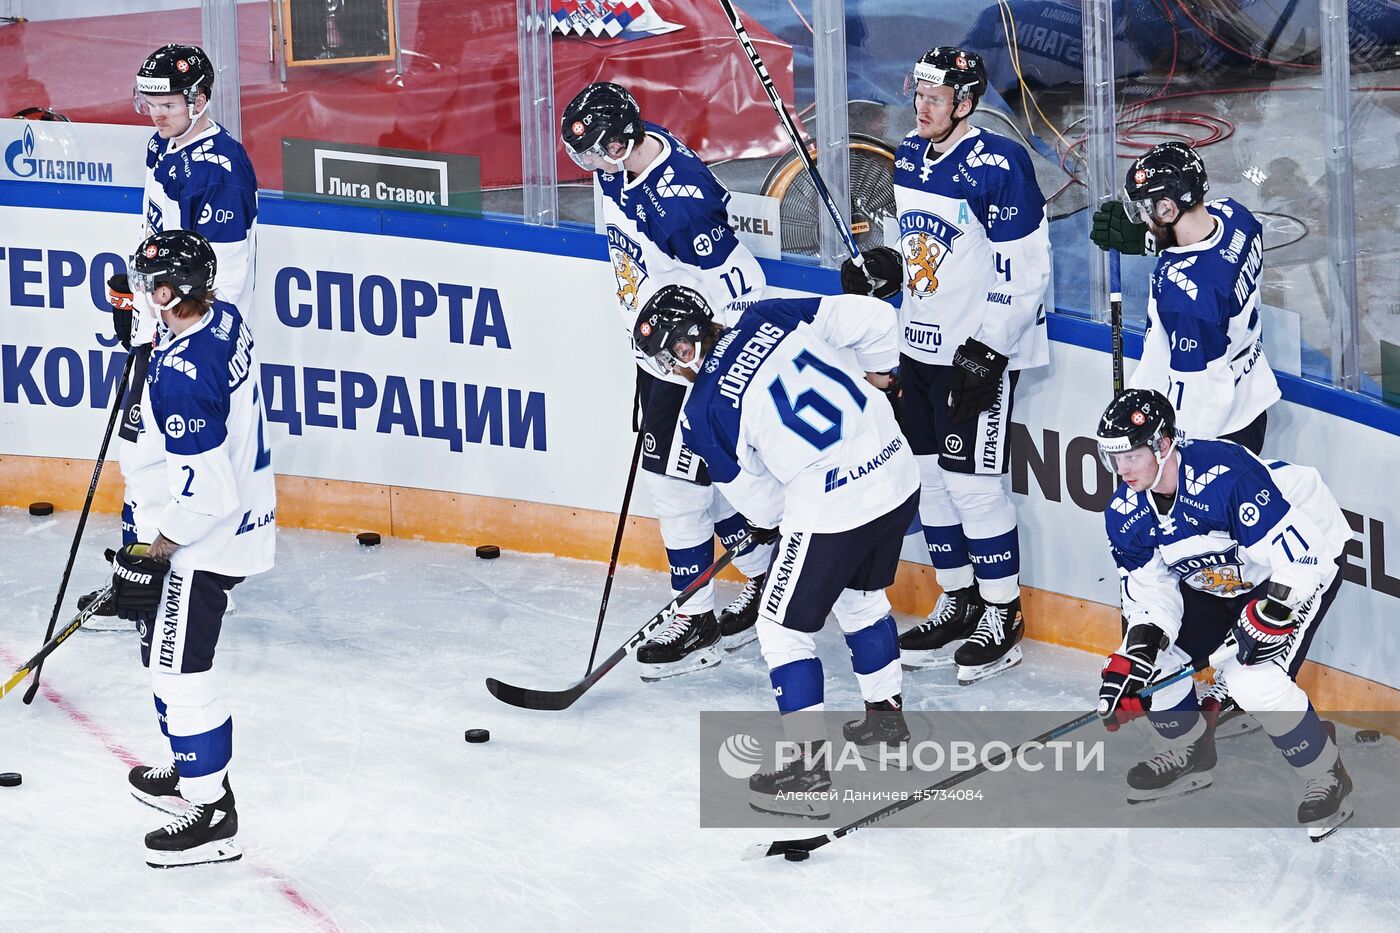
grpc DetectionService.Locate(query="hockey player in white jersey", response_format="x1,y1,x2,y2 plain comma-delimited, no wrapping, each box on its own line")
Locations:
840,47,1050,684
1090,142,1279,452
633,285,919,818
1095,390,1353,840
81,43,260,624
1091,142,1281,733
561,83,774,678
110,230,276,867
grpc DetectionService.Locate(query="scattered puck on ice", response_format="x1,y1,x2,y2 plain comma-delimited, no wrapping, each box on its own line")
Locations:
783,849,810,862
1356,729,1381,744
356,532,381,548
475,545,501,560
0,773,22,787
28,502,53,517
464,729,491,743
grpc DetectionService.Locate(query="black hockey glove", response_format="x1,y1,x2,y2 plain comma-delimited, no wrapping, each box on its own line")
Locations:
1098,623,1166,731
947,338,1009,423
1233,597,1297,666
1090,201,1153,256
108,274,135,351
839,246,903,299
111,543,170,623
746,524,781,547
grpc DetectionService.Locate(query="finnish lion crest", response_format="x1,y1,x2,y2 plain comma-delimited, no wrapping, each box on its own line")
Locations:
897,210,962,298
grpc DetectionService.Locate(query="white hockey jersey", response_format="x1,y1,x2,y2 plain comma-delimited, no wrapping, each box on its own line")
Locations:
121,301,276,576
1106,439,1348,642
1130,198,1280,439
681,295,917,534
891,127,1050,369
597,122,766,387
139,122,259,346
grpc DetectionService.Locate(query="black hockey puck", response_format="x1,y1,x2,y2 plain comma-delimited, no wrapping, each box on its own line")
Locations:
475,544,501,560
783,849,810,862
0,772,22,787
356,531,381,548
1356,729,1382,744
28,501,53,516
464,729,490,743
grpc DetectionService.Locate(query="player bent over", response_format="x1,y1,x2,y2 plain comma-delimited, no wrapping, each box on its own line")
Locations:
840,48,1051,684
561,82,774,678
634,285,919,819
1095,390,1353,840
109,230,276,867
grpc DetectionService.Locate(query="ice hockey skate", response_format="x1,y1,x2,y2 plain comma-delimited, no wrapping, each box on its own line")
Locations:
129,762,185,815
900,586,982,671
636,611,721,682
748,743,832,820
954,598,1024,685
1200,676,1261,740
718,574,763,651
842,695,912,768
144,785,241,869
1302,722,1354,842
1126,733,1217,804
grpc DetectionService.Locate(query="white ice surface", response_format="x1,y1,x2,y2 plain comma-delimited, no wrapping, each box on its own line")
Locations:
2,507,1397,932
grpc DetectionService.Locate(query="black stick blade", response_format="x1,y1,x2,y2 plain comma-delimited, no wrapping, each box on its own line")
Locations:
742,834,831,861
484,677,582,712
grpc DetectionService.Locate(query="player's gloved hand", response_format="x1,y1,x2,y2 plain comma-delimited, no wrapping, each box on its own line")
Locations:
108,274,135,351
947,338,1009,423
745,524,781,547
1090,201,1152,256
111,543,170,623
839,246,903,299
1098,623,1165,731
1233,597,1297,666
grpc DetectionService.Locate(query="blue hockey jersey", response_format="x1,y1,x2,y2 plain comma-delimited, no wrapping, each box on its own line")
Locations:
597,122,765,386
681,295,916,534
891,127,1050,369
1105,440,1348,641
142,123,259,320
1131,199,1280,439
125,301,276,576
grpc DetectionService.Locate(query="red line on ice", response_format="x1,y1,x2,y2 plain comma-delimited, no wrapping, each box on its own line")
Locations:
1,645,342,932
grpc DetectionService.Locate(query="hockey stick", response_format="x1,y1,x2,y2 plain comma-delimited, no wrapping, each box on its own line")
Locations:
715,0,868,273
2,584,114,702
23,349,136,704
743,643,1233,860
486,531,754,711
1110,250,1124,396
586,426,645,675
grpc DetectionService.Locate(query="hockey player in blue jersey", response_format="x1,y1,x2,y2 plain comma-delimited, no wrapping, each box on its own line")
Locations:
1094,390,1353,841
840,47,1051,685
1091,142,1282,735
82,43,260,625
561,83,775,679
633,284,919,818
110,230,277,867
1090,142,1279,453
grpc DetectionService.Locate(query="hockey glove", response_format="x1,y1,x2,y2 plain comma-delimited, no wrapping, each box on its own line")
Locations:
746,524,781,548
1233,597,1297,666
112,543,170,623
1098,623,1166,731
947,338,1008,423
839,246,903,299
108,274,135,351
1090,201,1154,256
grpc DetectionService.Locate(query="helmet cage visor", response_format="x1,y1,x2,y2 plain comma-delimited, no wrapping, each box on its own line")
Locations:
565,133,632,171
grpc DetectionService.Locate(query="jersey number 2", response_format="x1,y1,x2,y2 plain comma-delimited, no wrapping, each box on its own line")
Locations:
768,349,867,451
